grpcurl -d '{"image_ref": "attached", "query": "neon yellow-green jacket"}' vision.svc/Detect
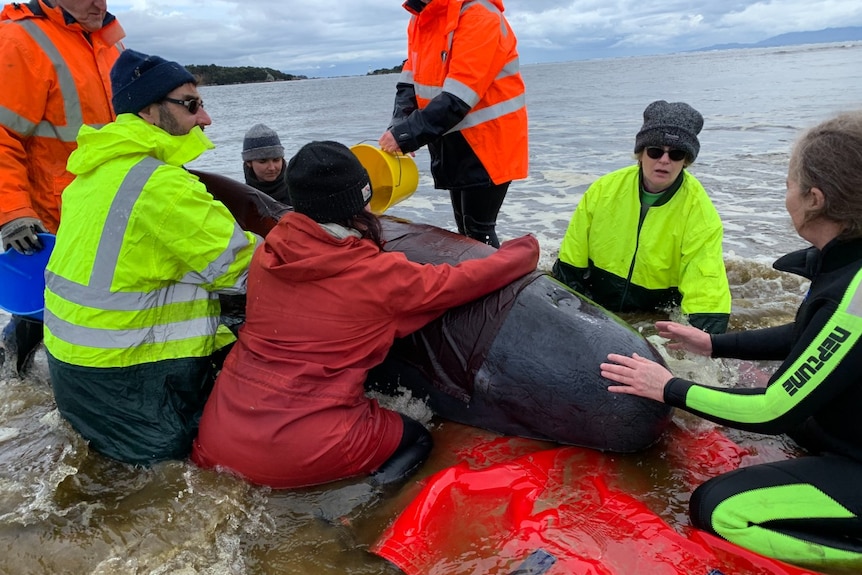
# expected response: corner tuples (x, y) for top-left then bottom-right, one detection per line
(554, 164), (730, 334)
(44, 114), (258, 368)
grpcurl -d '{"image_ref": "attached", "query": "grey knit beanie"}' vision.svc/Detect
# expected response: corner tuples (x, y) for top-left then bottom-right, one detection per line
(634, 100), (704, 161)
(242, 123), (284, 161)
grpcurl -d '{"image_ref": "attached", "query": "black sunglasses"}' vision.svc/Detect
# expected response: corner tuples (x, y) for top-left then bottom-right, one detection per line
(162, 97), (204, 115)
(645, 147), (686, 162)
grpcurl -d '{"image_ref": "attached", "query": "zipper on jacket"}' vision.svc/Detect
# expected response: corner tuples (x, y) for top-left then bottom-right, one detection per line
(618, 202), (650, 311)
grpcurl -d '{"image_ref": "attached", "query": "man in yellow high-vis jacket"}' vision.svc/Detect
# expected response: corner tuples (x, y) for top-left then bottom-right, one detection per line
(43, 50), (259, 465)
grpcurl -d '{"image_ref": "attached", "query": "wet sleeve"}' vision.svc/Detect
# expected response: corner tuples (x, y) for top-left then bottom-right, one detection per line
(665, 302), (862, 434)
(390, 80), (417, 125)
(551, 259), (589, 295)
(382, 235), (539, 336)
(711, 324), (795, 360)
(677, 196), (732, 319)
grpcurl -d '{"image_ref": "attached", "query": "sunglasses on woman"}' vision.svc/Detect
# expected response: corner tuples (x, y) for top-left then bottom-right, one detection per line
(645, 147), (686, 162)
(163, 97), (204, 115)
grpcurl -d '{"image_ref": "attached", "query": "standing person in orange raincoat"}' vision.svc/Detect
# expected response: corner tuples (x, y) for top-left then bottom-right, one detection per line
(0, 0), (124, 373)
(378, 0), (528, 248)
(192, 140), (540, 489)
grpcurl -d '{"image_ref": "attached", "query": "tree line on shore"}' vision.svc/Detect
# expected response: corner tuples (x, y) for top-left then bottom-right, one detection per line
(186, 62), (405, 85)
(186, 64), (307, 86)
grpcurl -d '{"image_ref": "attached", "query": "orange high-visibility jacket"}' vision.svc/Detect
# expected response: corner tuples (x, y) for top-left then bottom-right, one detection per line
(400, 0), (528, 186)
(0, 0), (124, 232)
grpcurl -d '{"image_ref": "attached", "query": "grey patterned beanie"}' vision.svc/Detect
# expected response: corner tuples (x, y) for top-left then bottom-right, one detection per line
(634, 100), (703, 161)
(242, 123), (284, 161)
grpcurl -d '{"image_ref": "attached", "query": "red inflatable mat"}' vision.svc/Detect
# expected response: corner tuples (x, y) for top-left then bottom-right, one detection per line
(371, 425), (821, 575)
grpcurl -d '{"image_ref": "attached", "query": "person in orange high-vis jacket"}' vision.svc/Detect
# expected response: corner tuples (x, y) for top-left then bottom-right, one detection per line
(0, 0), (124, 374)
(379, 0), (528, 248)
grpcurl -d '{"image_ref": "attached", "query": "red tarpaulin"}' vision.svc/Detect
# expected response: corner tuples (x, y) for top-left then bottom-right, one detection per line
(372, 427), (822, 575)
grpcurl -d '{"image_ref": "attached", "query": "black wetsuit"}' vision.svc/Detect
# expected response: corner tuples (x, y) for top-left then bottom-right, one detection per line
(665, 237), (862, 567)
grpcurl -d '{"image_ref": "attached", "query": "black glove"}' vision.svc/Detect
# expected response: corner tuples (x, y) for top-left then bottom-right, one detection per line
(1, 217), (48, 254)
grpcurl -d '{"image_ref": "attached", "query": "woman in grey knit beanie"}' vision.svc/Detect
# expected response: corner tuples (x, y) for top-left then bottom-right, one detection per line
(552, 100), (731, 335)
(242, 123), (290, 205)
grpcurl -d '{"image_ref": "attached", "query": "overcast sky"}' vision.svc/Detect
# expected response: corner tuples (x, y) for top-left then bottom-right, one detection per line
(110, 0), (862, 77)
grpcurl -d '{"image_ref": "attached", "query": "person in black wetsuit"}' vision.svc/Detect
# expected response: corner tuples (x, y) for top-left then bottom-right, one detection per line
(601, 110), (862, 571)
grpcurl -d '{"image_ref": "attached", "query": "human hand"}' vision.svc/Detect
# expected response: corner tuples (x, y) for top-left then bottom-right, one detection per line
(378, 131), (403, 155)
(1, 217), (48, 254)
(655, 321), (713, 356)
(601, 353), (672, 403)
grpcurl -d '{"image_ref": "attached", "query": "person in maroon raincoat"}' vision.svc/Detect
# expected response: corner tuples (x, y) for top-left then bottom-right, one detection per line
(191, 140), (539, 489)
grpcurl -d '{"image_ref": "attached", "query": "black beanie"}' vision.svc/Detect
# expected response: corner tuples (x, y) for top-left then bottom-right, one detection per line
(287, 141), (372, 223)
(634, 100), (704, 161)
(110, 49), (196, 115)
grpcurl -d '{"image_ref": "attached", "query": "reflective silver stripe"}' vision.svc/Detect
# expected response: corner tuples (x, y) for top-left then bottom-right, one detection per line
(414, 82), (442, 101)
(462, 0), (508, 37)
(44, 307), (219, 349)
(45, 156), (232, 347)
(47, 156), (241, 309)
(0, 105), (38, 136)
(16, 20), (83, 142)
(45, 157), (181, 310)
(91, 157), (161, 288)
(47, 272), (210, 311)
(496, 57), (520, 80)
(443, 78), (479, 107)
(180, 224), (250, 290)
(419, 56), (520, 107)
(446, 92), (526, 134)
(398, 69), (414, 84)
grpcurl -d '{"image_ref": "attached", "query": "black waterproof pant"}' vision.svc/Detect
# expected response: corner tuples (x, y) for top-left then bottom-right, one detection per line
(449, 182), (510, 248)
(1, 315), (43, 374)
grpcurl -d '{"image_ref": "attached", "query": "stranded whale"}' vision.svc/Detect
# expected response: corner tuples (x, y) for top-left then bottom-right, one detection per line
(194, 170), (672, 452)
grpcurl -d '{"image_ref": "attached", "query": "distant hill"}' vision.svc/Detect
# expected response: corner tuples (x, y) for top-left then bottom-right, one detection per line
(697, 26), (862, 52)
(185, 64), (307, 86)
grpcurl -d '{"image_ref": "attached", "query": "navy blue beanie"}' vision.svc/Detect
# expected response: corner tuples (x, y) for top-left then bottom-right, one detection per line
(110, 49), (196, 115)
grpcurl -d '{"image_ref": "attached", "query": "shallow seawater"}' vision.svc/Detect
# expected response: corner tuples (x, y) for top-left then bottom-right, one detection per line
(4, 41), (862, 574)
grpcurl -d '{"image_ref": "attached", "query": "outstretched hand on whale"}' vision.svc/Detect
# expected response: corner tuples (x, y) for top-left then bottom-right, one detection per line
(602, 321), (713, 402)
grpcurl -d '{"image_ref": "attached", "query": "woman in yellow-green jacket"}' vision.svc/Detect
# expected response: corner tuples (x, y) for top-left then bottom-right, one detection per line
(553, 100), (731, 334)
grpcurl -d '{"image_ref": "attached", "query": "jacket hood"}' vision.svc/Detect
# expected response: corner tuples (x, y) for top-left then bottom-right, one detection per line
(259, 212), (382, 283)
(67, 114), (214, 176)
(404, 0), (506, 12)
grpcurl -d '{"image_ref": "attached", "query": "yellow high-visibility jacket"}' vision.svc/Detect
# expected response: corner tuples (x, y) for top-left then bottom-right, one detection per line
(555, 165), (731, 333)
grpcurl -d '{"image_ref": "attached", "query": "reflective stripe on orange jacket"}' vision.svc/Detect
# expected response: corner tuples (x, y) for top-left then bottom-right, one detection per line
(0, 0), (124, 232)
(401, 0), (528, 185)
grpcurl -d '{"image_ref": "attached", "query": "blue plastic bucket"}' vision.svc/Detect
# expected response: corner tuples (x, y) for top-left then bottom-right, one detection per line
(0, 233), (55, 320)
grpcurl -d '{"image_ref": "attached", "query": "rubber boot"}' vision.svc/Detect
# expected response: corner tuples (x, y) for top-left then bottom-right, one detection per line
(370, 416), (433, 486)
(462, 214), (500, 248)
(1, 316), (44, 375)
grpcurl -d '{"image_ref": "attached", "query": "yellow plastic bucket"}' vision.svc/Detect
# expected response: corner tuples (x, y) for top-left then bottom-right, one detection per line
(350, 144), (419, 214)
